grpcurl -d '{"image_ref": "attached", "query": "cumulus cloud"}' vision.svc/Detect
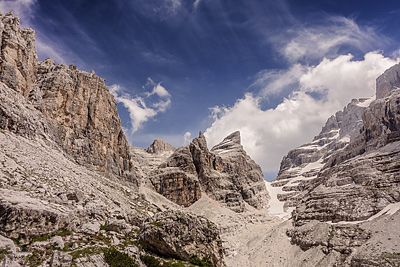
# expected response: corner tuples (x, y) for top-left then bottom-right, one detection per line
(204, 52), (398, 173)
(110, 79), (172, 134)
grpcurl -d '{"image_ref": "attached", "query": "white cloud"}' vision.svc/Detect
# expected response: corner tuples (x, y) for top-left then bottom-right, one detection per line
(251, 64), (305, 97)
(110, 79), (172, 134)
(204, 52), (398, 174)
(194, 0), (201, 9)
(277, 16), (388, 63)
(144, 78), (171, 98)
(183, 132), (192, 144)
(0, 0), (36, 25)
(35, 38), (67, 64)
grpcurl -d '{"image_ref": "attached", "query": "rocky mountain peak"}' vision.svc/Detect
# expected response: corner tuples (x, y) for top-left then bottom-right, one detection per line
(0, 12), (37, 99)
(376, 62), (400, 99)
(145, 139), (175, 154)
(0, 12), (134, 182)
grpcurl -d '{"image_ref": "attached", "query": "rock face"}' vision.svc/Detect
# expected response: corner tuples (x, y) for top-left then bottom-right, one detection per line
(35, 59), (133, 177)
(145, 139), (175, 154)
(147, 131), (269, 211)
(0, 12), (133, 180)
(293, 89), (400, 226)
(276, 64), (400, 266)
(376, 62), (400, 99)
(139, 210), (224, 267)
(0, 12), (228, 267)
(0, 11), (37, 99)
(272, 97), (374, 211)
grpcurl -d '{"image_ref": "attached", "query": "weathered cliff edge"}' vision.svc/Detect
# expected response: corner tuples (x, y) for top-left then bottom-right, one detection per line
(132, 131), (269, 212)
(272, 62), (400, 266)
(0, 11), (133, 181)
(0, 11), (225, 266)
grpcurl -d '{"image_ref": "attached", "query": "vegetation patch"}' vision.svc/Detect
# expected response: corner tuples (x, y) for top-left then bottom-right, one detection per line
(189, 255), (212, 267)
(0, 248), (11, 262)
(141, 254), (161, 267)
(69, 246), (105, 260)
(31, 233), (51, 243)
(104, 247), (137, 267)
(150, 221), (163, 228)
(100, 224), (109, 231)
(24, 251), (45, 267)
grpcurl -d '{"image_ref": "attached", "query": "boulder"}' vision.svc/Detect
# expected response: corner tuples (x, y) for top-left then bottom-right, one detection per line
(139, 210), (224, 267)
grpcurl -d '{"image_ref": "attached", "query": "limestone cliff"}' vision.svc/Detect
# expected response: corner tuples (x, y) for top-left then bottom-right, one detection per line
(145, 131), (269, 212)
(277, 64), (400, 266)
(271, 96), (374, 211)
(0, 12), (133, 180)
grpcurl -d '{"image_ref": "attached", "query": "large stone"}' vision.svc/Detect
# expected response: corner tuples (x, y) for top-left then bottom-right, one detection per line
(139, 210), (224, 267)
(50, 251), (73, 267)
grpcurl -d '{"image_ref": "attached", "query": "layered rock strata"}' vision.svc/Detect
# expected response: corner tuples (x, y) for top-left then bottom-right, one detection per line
(0, 11), (133, 180)
(271, 96), (374, 212)
(280, 63), (400, 266)
(147, 131), (269, 212)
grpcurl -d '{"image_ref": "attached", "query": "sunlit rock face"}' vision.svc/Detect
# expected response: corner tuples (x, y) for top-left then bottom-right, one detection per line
(376, 62), (400, 99)
(0, 11), (134, 181)
(146, 131), (269, 211)
(272, 96), (374, 212)
(277, 63), (400, 266)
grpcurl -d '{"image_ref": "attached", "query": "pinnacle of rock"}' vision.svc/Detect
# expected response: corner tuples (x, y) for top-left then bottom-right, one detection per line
(376, 62), (400, 99)
(145, 139), (175, 154)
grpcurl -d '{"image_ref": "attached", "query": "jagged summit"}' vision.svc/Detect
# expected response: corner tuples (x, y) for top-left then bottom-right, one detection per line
(145, 139), (175, 154)
(211, 130), (241, 154)
(376, 62), (400, 99)
(138, 131), (269, 211)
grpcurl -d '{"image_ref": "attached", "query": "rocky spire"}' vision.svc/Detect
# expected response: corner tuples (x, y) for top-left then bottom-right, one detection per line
(376, 62), (400, 99)
(145, 139), (175, 154)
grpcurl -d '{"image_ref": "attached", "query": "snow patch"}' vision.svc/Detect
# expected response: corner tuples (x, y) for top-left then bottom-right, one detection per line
(265, 181), (292, 220)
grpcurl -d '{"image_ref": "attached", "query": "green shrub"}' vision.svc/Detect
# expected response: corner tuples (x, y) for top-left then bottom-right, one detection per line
(104, 247), (137, 267)
(140, 254), (160, 267)
(189, 255), (205, 266)
(189, 255), (211, 267)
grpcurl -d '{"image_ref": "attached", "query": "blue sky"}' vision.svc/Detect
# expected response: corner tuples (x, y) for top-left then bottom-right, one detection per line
(1, 0), (400, 179)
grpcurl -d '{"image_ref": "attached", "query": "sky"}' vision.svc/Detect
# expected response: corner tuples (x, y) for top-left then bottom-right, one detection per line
(1, 0), (400, 180)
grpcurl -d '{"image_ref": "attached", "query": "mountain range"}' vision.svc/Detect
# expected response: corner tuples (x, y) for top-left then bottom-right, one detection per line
(0, 11), (399, 267)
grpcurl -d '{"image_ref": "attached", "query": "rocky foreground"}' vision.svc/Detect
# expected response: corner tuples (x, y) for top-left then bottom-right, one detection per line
(1, 10), (400, 267)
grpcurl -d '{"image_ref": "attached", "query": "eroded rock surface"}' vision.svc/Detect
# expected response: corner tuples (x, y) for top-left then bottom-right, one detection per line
(0, 12), (134, 181)
(139, 210), (225, 267)
(147, 131), (269, 211)
(271, 97), (374, 212)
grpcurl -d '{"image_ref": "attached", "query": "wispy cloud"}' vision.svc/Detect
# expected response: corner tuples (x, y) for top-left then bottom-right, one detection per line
(193, 0), (202, 10)
(183, 131), (192, 144)
(276, 16), (388, 64)
(110, 78), (172, 134)
(0, 0), (37, 25)
(128, 0), (183, 21)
